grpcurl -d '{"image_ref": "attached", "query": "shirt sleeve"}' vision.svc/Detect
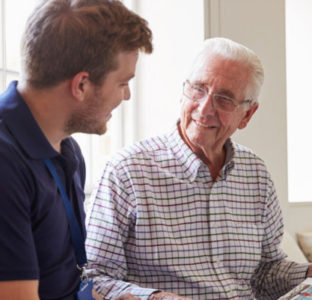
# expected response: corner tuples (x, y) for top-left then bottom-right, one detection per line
(85, 161), (157, 300)
(0, 148), (39, 280)
(251, 178), (310, 299)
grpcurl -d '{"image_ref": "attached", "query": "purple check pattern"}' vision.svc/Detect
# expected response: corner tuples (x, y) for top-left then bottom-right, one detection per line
(86, 125), (309, 300)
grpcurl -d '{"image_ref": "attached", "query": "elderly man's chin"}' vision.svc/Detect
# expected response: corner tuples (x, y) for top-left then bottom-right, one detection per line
(186, 128), (212, 150)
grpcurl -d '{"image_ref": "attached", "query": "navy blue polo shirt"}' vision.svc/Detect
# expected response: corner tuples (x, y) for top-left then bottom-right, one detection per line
(0, 82), (86, 300)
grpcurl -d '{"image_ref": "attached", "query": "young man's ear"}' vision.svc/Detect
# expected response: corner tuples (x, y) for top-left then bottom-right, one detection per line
(238, 102), (259, 130)
(70, 72), (91, 102)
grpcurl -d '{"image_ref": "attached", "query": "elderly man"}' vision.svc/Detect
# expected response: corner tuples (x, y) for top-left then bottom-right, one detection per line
(0, 1), (152, 300)
(86, 37), (311, 300)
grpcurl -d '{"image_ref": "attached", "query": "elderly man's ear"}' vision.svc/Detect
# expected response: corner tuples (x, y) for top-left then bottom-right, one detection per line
(238, 102), (259, 130)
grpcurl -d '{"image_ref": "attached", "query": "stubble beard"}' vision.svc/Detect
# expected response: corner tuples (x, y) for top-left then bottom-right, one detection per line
(65, 89), (107, 135)
(65, 108), (107, 136)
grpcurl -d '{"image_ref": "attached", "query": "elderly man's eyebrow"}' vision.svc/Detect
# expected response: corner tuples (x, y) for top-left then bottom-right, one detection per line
(191, 81), (236, 98)
(191, 80), (206, 86)
(216, 88), (235, 99)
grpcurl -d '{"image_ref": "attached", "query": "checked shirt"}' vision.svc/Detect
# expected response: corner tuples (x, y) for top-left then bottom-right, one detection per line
(86, 125), (309, 300)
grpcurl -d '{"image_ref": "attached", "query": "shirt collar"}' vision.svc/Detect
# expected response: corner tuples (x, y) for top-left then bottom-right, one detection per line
(220, 139), (235, 179)
(167, 122), (202, 182)
(0, 81), (59, 159)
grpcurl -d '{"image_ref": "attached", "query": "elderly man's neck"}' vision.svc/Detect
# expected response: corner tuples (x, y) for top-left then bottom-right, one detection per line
(178, 124), (226, 180)
(194, 145), (226, 180)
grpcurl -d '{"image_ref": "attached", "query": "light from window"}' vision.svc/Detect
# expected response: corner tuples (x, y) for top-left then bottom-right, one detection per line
(286, 0), (312, 202)
(0, 0), (38, 89)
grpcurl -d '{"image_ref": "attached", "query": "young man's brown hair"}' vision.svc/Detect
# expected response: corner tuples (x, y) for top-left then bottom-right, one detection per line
(21, 0), (153, 89)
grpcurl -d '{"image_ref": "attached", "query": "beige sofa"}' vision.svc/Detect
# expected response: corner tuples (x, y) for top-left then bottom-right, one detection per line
(281, 231), (308, 263)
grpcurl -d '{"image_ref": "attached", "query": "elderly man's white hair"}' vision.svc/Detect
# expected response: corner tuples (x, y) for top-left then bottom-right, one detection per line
(189, 37), (264, 102)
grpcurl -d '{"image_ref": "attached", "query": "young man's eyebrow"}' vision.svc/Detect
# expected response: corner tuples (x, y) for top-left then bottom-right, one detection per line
(121, 74), (135, 82)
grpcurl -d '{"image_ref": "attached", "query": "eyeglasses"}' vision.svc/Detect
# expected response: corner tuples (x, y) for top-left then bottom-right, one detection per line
(183, 80), (253, 112)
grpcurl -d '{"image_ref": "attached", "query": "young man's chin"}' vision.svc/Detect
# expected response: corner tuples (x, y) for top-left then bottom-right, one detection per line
(83, 122), (108, 136)
(95, 124), (108, 136)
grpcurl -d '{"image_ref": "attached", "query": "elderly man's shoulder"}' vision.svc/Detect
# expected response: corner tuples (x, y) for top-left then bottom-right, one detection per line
(109, 133), (170, 167)
(231, 140), (267, 169)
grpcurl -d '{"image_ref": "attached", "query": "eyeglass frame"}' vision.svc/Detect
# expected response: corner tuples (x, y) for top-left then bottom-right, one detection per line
(182, 80), (253, 112)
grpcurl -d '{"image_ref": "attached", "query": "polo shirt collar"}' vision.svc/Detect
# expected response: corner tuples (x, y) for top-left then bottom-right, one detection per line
(0, 81), (59, 159)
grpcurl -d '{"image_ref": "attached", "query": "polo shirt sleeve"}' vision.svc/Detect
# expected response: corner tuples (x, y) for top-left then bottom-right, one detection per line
(0, 147), (39, 280)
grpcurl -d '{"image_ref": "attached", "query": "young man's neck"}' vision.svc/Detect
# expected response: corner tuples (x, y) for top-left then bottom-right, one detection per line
(17, 81), (71, 153)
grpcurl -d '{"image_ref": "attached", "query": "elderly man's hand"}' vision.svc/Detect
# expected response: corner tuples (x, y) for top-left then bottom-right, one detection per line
(115, 292), (142, 300)
(148, 292), (192, 300)
(92, 289), (103, 300)
(307, 264), (312, 277)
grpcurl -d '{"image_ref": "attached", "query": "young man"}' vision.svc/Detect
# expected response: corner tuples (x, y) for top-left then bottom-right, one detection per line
(0, 1), (152, 299)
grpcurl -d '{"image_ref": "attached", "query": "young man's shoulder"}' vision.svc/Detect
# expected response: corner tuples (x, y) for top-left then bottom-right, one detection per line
(0, 121), (26, 165)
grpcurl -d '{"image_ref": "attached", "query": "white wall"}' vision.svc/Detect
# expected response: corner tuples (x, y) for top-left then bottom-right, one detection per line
(286, 0), (312, 204)
(133, 0), (204, 139)
(133, 0), (312, 239)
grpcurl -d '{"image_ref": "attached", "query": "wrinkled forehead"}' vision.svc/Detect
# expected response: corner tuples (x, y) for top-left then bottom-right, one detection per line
(188, 54), (252, 98)
(190, 54), (249, 81)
